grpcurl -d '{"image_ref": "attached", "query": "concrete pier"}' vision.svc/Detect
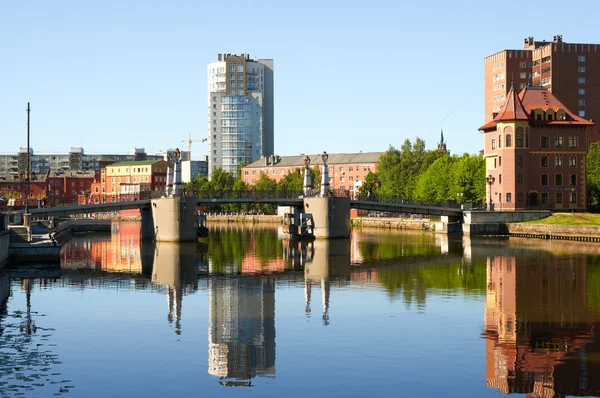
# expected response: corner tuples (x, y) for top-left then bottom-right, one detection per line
(142, 197), (197, 242)
(303, 197), (350, 239)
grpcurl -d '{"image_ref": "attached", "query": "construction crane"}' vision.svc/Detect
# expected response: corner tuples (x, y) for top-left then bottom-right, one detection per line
(151, 134), (208, 159)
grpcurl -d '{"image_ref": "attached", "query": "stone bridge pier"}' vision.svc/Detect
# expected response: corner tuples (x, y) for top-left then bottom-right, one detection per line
(303, 197), (351, 239)
(141, 197), (197, 242)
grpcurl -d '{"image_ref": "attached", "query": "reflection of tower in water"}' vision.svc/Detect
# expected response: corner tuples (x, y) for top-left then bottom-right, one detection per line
(483, 254), (600, 397)
(208, 276), (276, 386)
(304, 239), (351, 326)
(151, 242), (198, 335)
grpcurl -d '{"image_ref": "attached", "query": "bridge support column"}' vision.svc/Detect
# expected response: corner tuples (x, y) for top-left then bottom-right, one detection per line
(141, 206), (155, 241)
(303, 197), (350, 239)
(149, 197), (197, 242)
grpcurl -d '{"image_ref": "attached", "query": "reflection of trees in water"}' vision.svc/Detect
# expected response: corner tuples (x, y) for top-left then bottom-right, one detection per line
(200, 226), (283, 273)
(376, 260), (487, 307)
(0, 278), (72, 397)
(358, 235), (440, 262)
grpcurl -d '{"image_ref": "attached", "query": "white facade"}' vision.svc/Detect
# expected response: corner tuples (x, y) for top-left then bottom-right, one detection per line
(207, 55), (274, 177)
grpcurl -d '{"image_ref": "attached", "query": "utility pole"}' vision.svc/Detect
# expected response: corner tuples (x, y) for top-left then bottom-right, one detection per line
(25, 102), (31, 219)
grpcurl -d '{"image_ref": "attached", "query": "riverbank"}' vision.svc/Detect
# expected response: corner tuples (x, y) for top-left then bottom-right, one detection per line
(351, 217), (433, 231)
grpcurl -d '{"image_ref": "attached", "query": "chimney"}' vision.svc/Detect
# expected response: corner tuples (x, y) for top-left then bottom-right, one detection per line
(218, 53), (222, 61)
(264, 156), (270, 166)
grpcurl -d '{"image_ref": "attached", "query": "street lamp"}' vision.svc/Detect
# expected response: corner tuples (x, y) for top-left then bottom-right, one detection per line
(486, 174), (495, 211)
(25, 102), (31, 219)
(459, 176), (469, 206)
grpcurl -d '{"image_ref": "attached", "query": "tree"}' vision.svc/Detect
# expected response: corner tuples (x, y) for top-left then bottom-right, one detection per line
(414, 154), (455, 203)
(254, 173), (278, 214)
(587, 142), (600, 205)
(358, 171), (380, 200)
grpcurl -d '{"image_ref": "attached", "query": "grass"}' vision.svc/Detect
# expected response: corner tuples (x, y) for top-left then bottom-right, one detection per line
(522, 213), (600, 226)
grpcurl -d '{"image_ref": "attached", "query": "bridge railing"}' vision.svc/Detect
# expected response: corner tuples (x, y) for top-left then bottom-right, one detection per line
(352, 193), (462, 209)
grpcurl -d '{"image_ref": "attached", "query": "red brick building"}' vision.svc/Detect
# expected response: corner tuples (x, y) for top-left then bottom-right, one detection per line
(479, 85), (595, 211)
(242, 152), (382, 195)
(90, 160), (167, 204)
(0, 170), (95, 208)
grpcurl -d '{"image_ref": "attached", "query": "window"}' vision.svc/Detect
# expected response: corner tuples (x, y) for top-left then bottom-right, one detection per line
(499, 156), (502, 166)
(498, 135), (502, 148)
(579, 110), (586, 117)
(555, 156), (563, 167)
(520, 72), (527, 79)
(517, 174), (523, 184)
(555, 174), (563, 186)
(228, 65), (235, 72)
(340, 177), (345, 182)
(569, 136), (578, 148)
(213, 127), (216, 132)
(555, 193), (563, 204)
(578, 55), (586, 62)
(349, 167), (353, 172)
(517, 155), (523, 166)
(520, 61), (527, 68)
(569, 156), (577, 167)
(570, 192), (577, 204)
(506, 134), (512, 147)
(213, 104), (216, 109)
(541, 156), (548, 167)
(517, 193), (523, 202)
(516, 134), (523, 147)
(244, 171), (248, 176)
(570, 174), (577, 186)
(541, 136), (549, 148)
(349, 176), (353, 181)
(579, 88), (585, 95)
(494, 158), (497, 168)
(237, 65), (244, 72)
(491, 139), (496, 150)
(579, 99), (586, 106)
(506, 193), (511, 202)
(578, 66), (586, 73)
(578, 77), (585, 84)
(555, 136), (563, 148)
(542, 192), (549, 204)
(340, 167), (345, 172)
(499, 174), (502, 184)
(541, 174), (548, 185)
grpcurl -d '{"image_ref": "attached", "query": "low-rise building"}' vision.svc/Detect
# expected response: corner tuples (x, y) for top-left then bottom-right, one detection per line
(479, 85), (595, 211)
(90, 160), (168, 204)
(242, 152), (382, 195)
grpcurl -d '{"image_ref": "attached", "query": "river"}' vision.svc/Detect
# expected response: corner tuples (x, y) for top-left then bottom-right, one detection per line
(1, 221), (600, 397)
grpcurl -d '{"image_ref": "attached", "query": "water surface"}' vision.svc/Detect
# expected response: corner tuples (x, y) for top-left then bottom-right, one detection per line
(2, 222), (600, 397)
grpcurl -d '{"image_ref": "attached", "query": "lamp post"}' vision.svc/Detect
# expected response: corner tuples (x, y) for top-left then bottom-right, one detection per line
(25, 102), (31, 220)
(303, 155), (311, 197)
(459, 176), (469, 206)
(320, 151), (330, 197)
(486, 174), (495, 211)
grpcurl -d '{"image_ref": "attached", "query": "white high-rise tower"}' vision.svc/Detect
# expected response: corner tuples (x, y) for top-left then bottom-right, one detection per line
(207, 53), (274, 176)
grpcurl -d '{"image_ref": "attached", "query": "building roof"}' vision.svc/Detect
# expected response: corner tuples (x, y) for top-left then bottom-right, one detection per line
(244, 152), (383, 169)
(108, 160), (165, 167)
(480, 86), (595, 130)
(518, 86), (594, 126)
(494, 84), (529, 122)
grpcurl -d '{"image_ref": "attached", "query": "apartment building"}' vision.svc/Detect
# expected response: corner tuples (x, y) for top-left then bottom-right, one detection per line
(207, 53), (274, 176)
(484, 36), (600, 129)
(0, 147), (162, 175)
(479, 85), (595, 211)
(90, 160), (167, 204)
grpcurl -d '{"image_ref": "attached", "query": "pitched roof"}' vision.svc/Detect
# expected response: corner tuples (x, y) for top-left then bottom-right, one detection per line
(244, 152), (383, 169)
(108, 160), (165, 167)
(519, 86), (594, 126)
(480, 86), (595, 130)
(494, 84), (529, 122)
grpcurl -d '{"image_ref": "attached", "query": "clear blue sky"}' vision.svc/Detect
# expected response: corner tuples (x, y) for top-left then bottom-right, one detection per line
(1, 0), (597, 159)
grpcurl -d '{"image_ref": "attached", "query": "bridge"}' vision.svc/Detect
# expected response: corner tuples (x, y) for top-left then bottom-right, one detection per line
(9, 191), (463, 241)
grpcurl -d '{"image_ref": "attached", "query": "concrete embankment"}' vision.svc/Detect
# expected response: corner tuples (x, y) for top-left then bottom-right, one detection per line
(351, 217), (433, 231)
(508, 223), (600, 241)
(0, 230), (8, 268)
(54, 219), (112, 243)
(207, 215), (282, 224)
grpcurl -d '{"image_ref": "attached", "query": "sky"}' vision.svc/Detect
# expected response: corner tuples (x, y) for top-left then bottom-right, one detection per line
(1, 0), (598, 160)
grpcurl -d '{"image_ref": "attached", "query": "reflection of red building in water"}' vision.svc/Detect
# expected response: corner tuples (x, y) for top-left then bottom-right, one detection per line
(484, 255), (600, 397)
(89, 222), (142, 273)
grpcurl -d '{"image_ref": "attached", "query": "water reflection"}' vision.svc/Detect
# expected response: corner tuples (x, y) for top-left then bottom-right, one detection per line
(483, 253), (600, 397)
(151, 243), (199, 335)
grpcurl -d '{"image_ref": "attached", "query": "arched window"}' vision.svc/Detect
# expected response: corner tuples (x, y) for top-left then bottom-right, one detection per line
(516, 127), (524, 147)
(506, 134), (512, 147)
(498, 135), (502, 148)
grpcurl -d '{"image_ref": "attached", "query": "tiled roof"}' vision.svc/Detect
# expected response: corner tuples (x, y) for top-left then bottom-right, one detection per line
(244, 152), (383, 168)
(494, 84), (529, 122)
(519, 86), (594, 126)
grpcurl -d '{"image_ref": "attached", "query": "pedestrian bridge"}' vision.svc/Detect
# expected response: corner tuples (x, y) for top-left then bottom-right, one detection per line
(22, 196), (463, 218)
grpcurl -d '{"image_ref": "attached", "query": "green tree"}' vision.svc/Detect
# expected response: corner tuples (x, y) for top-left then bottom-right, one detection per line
(358, 171), (380, 199)
(449, 153), (486, 205)
(254, 173), (278, 214)
(587, 142), (600, 205)
(414, 154), (455, 203)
